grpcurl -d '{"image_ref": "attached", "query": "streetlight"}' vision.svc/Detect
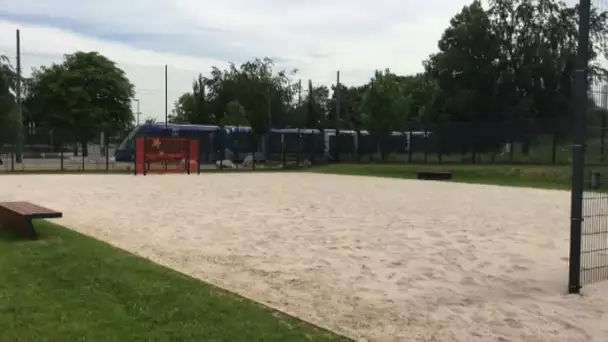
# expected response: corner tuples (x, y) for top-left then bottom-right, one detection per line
(133, 98), (141, 125)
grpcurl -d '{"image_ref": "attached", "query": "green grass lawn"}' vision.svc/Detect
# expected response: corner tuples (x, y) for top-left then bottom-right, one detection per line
(0, 221), (348, 342)
(307, 163), (576, 190)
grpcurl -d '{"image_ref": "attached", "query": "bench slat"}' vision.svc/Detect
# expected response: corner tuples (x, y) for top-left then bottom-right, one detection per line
(0, 201), (62, 219)
(417, 171), (453, 181)
(0, 201), (63, 239)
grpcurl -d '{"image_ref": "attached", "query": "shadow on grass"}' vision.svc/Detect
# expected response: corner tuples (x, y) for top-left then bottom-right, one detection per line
(0, 228), (26, 242)
(0, 225), (60, 245)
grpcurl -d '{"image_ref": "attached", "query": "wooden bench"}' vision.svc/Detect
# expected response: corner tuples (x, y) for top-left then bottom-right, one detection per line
(417, 171), (453, 181)
(0, 201), (62, 239)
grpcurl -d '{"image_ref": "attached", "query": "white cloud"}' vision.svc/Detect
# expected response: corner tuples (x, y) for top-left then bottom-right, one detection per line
(0, 21), (229, 123)
(0, 0), (473, 121)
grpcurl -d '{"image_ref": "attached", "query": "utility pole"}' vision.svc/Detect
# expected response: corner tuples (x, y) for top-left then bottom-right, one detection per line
(15, 29), (22, 163)
(134, 98), (141, 125)
(164, 65), (168, 128)
(298, 79), (302, 107)
(334, 70), (341, 162)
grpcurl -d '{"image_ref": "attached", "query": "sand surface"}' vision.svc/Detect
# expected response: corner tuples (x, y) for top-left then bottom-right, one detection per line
(1, 173), (608, 341)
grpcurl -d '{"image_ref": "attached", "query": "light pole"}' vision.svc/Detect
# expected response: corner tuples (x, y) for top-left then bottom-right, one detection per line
(133, 98), (141, 125)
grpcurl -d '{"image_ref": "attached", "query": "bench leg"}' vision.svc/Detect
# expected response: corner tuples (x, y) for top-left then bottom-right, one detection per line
(0, 216), (37, 239)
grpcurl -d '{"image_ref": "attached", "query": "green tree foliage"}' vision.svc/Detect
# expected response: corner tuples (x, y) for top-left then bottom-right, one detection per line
(171, 58), (301, 132)
(0, 55), (17, 153)
(304, 80), (329, 129)
(424, 1), (500, 123)
(25, 51), (135, 144)
(0, 55), (17, 130)
(191, 74), (212, 124)
(360, 69), (409, 135)
(399, 74), (438, 123)
(220, 100), (248, 126)
(169, 93), (196, 123)
(424, 0), (608, 125)
(162, 0), (608, 154)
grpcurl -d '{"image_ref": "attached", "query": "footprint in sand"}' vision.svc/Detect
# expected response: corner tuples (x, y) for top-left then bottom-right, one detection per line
(475, 260), (493, 270)
(510, 264), (530, 271)
(460, 275), (483, 286)
(537, 241), (555, 249)
(507, 256), (534, 271)
(465, 253), (478, 262)
(450, 306), (466, 314)
(425, 230), (444, 238)
(433, 239), (451, 247)
(455, 234), (471, 244)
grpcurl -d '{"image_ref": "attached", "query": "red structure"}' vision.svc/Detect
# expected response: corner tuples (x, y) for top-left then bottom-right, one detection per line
(135, 137), (199, 175)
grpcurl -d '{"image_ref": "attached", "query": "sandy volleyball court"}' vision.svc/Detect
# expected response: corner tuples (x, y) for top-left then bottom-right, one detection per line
(1, 173), (608, 341)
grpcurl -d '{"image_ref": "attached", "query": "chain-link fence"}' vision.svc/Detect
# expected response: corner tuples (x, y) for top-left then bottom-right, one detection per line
(0, 116), (603, 173)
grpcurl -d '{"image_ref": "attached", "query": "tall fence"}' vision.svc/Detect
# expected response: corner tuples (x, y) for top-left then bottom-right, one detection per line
(0, 125), (128, 172)
(0, 117), (606, 173)
(568, 0), (608, 293)
(577, 80), (608, 288)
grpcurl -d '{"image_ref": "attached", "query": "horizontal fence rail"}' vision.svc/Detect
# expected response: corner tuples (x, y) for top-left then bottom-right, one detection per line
(0, 118), (606, 173)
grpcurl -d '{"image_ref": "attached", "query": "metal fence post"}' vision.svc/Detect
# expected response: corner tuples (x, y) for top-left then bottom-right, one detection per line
(568, 0), (591, 295)
(186, 139), (191, 175)
(252, 134), (257, 171)
(81, 140), (85, 172)
(601, 114), (606, 163)
(282, 133), (287, 168)
(423, 129), (428, 164)
(551, 132), (557, 165)
(10, 141), (14, 172)
(296, 128), (301, 167)
(408, 130), (413, 163)
(105, 131), (110, 171)
(197, 137), (201, 175)
(60, 146), (64, 171)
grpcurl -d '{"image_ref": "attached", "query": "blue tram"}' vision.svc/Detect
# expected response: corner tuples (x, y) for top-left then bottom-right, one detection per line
(114, 123), (428, 163)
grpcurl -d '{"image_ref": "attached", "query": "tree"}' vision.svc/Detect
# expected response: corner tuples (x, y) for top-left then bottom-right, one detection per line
(424, 1), (500, 124)
(326, 83), (369, 130)
(170, 58), (299, 131)
(359, 70), (409, 159)
(425, 0), (608, 125)
(0, 55), (17, 142)
(360, 70), (409, 134)
(488, 0), (608, 127)
(169, 93), (197, 123)
(25, 51), (135, 155)
(191, 74), (212, 124)
(397, 74), (438, 124)
(420, 0), (608, 154)
(304, 80), (328, 129)
(144, 117), (157, 124)
(347, 84), (370, 130)
(220, 100), (248, 126)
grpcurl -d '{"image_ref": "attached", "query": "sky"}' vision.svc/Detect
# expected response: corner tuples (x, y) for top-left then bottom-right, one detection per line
(0, 0), (490, 121)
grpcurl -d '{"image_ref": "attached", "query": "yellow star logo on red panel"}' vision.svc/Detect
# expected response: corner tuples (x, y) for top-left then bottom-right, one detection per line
(151, 138), (161, 149)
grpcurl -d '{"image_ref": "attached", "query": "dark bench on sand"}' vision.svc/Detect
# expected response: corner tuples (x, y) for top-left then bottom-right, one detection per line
(417, 171), (453, 181)
(0, 201), (62, 239)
